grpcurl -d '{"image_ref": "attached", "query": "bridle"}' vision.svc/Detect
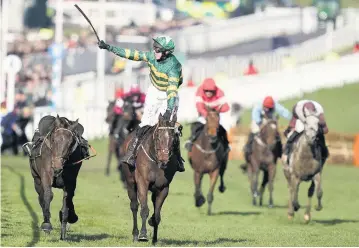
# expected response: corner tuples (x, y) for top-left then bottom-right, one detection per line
(153, 124), (176, 158)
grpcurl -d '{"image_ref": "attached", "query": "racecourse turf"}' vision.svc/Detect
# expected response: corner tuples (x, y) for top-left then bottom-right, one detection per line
(1, 84), (359, 247)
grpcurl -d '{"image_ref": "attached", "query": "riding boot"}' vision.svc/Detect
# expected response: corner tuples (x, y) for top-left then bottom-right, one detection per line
(174, 135), (185, 172)
(318, 133), (329, 166)
(185, 122), (204, 152)
(119, 126), (146, 167)
(284, 131), (299, 164)
(220, 126), (231, 153)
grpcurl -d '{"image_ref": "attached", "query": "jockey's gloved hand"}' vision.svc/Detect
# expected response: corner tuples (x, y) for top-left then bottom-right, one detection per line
(98, 40), (110, 50)
(163, 109), (172, 120)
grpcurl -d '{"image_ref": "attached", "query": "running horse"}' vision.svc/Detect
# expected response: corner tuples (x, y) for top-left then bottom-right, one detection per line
(244, 116), (282, 207)
(28, 115), (94, 240)
(188, 106), (229, 215)
(282, 113), (327, 223)
(120, 112), (181, 244)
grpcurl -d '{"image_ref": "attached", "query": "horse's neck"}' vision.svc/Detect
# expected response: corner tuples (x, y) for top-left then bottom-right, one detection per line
(198, 125), (218, 148)
(294, 134), (312, 158)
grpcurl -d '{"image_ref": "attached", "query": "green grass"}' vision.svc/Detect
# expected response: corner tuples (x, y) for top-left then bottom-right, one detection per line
(240, 83), (359, 134)
(2, 84), (359, 246)
(1, 139), (359, 247)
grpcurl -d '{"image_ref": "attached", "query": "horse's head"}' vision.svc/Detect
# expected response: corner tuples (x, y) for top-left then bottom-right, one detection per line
(105, 100), (116, 123)
(50, 115), (80, 174)
(122, 100), (134, 121)
(155, 112), (177, 166)
(260, 117), (279, 148)
(304, 114), (319, 144)
(205, 106), (220, 142)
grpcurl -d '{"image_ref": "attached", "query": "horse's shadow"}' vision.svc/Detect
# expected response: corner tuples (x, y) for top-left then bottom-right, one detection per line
(314, 219), (359, 226)
(160, 237), (248, 246)
(213, 211), (261, 216)
(64, 233), (120, 242)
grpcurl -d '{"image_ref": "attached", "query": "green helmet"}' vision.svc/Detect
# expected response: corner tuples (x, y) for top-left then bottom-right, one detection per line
(153, 36), (175, 53)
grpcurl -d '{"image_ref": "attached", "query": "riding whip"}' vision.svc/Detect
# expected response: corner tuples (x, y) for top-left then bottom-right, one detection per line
(74, 4), (101, 42)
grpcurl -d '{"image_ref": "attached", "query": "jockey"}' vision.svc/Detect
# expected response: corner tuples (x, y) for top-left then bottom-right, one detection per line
(283, 100), (329, 165)
(184, 78), (230, 152)
(122, 84), (146, 113)
(98, 36), (185, 172)
(241, 96), (292, 172)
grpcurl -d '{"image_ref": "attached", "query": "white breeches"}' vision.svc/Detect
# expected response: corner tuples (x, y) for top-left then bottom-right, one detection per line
(197, 113), (229, 130)
(250, 120), (260, 134)
(139, 83), (179, 127)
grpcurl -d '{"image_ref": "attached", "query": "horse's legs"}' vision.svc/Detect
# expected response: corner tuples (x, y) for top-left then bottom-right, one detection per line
(60, 190), (68, 240)
(314, 172), (323, 211)
(218, 156), (228, 193)
(268, 164), (276, 208)
(290, 176), (301, 212)
(34, 178), (45, 223)
(151, 187), (169, 244)
(127, 178), (139, 242)
(41, 179), (53, 233)
(304, 180), (315, 223)
(137, 178), (149, 242)
(194, 171), (205, 207)
(248, 162), (259, 206)
(207, 169), (220, 215)
(259, 170), (268, 207)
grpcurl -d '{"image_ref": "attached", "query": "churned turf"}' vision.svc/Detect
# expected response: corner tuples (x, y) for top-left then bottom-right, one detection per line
(1, 83), (359, 246)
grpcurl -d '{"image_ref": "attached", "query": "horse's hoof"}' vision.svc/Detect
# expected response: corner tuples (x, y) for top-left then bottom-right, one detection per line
(152, 238), (158, 245)
(315, 205), (323, 211)
(252, 199), (257, 206)
(195, 195), (206, 208)
(148, 217), (154, 227)
(66, 223), (71, 231)
(268, 204), (274, 209)
(287, 214), (294, 220)
(304, 213), (311, 223)
(41, 222), (53, 233)
(293, 202), (301, 212)
(68, 210), (78, 224)
(133, 236), (139, 242)
(218, 185), (226, 193)
(138, 234), (148, 242)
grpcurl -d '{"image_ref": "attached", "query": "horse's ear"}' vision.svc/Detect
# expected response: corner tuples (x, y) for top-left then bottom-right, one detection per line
(158, 112), (163, 121)
(171, 113), (177, 123)
(70, 118), (79, 131)
(55, 115), (61, 126)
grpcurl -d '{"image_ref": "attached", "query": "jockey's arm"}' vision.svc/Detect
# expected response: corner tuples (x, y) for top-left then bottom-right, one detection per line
(252, 105), (262, 125)
(166, 64), (182, 112)
(274, 102), (292, 120)
(217, 100), (230, 113)
(107, 45), (151, 62)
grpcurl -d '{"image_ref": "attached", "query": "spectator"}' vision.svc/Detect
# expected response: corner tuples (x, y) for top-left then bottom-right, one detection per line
(1, 107), (21, 155)
(353, 42), (359, 53)
(243, 60), (259, 76)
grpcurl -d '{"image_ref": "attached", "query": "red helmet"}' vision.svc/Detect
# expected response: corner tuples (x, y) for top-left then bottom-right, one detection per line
(130, 84), (140, 94)
(115, 88), (124, 99)
(202, 78), (217, 91)
(263, 96), (275, 109)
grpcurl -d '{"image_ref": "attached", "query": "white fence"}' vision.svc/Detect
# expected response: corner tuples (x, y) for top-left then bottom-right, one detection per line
(168, 7), (319, 54)
(27, 53), (359, 140)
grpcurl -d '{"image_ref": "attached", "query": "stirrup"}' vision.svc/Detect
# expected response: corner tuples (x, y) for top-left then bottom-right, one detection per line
(22, 142), (32, 157)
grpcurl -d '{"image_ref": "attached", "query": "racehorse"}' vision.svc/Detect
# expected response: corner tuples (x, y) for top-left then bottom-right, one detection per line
(188, 106), (229, 215)
(28, 115), (87, 240)
(120, 112), (180, 244)
(282, 114), (325, 223)
(245, 117), (282, 207)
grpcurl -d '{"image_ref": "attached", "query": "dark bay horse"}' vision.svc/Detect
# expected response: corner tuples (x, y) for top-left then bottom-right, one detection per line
(105, 100), (116, 176)
(120, 113), (180, 244)
(188, 107), (229, 215)
(28, 115), (85, 240)
(282, 114), (325, 223)
(245, 117), (282, 207)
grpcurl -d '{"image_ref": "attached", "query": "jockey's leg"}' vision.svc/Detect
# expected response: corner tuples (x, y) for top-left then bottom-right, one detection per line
(185, 121), (204, 152)
(218, 124), (230, 152)
(174, 127), (185, 172)
(317, 132), (329, 165)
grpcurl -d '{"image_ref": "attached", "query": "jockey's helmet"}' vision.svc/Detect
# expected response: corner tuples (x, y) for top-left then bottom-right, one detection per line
(153, 36), (175, 54)
(202, 78), (217, 92)
(263, 96), (275, 109)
